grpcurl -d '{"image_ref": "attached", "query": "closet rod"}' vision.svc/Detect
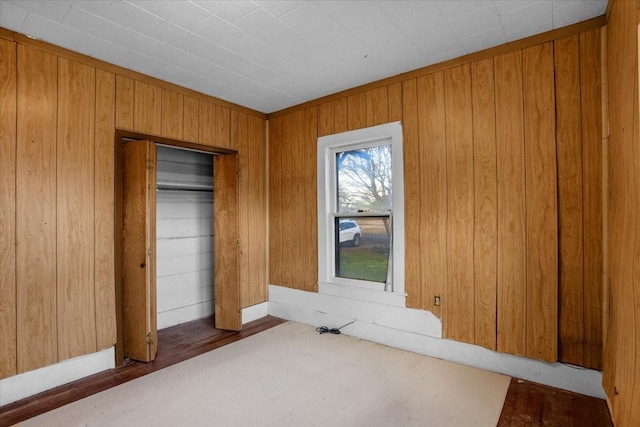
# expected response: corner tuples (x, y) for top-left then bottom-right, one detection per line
(156, 181), (213, 191)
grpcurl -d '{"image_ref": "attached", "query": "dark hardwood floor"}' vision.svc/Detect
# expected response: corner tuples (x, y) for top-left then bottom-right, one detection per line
(497, 377), (612, 426)
(1, 315), (612, 427)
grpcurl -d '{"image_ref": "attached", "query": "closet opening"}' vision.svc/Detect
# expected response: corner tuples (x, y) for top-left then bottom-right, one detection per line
(156, 145), (215, 330)
(115, 133), (240, 365)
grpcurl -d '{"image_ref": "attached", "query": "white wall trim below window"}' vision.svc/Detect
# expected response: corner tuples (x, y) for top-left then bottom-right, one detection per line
(267, 284), (605, 400)
(0, 347), (115, 406)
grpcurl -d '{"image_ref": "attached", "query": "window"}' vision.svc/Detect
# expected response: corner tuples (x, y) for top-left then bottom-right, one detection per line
(317, 122), (404, 297)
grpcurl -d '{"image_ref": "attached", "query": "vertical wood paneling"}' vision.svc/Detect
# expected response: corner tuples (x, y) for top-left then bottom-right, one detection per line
(0, 38), (17, 378)
(602, 2), (640, 423)
(280, 114), (294, 287)
(216, 105), (232, 149)
(444, 64), (475, 343)
(56, 58), (97, 361)
(115, 75), (134, 129)
(334, 97), (348, 133)
(16, 45), (58, 373)
(366, 86), (388, 127)
(199, 101), (216, 146)
(161, 89), (183, 140)
(249, 115), (268, 303)
(134, 80), (162, 135)
(235, 111), (250, 307)
(347, 92), (366, 130)
(318, 101), (335, 137)
(290, 111), (305, 289)
(417, 72), (447, 319)
(495, 51), (527, 357)
(268, 116), (283, 286)
(523, 42), (558, 362)
(402, 79), (421, 309)
(183, 96), (199, 142)
(94, 69), (117, 350)
(580, 28), (603, 370)
(471, 58), (498, 351)
(388, 82), (403, 122)
(303, 107), (318, 292)
(555, 35), (585, 366)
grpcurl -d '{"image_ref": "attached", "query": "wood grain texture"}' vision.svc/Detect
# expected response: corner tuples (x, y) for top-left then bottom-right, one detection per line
(134, 80), (162, 135)
(235, 111), (250, 307)
(444, 64), (475, 343)
(16, 45), (58, 373)
(402, 79), (421, 309)
(523, 42), (558, 362)
(471, 58), (498, 351)
(183, 95), (199, 142)
(268, 116), (283, 286)
(56, 58), (97, 361)
(249, 115), (268, 303)
(387, 82), (403, 122)
(161, 89), (183, 140)
(580, 28), (603, 370)
(94, 68), (117, 351)
(334, 97), (348, 133)
(347, 92), (366, 130)
(602, 1), (639, 424)
(115, 75), (134, 130)
(554, 35), (585, 366)
(122, 140), (156, 362)
(279, 114), (294, 288)
(365, 86), (388, 127)
(497, 378), (612, 427)
(318, 101), (335, 137)
(417, 72), (447, 319)
(0, 38), (17, 379)
(216, 105), (232, 149)
(290, 111), (305, 289)
(303, 107), (318, 292)
(495, 50), (527, 357)
(213, 154), (241, 330)
(199, 100), (216, 147)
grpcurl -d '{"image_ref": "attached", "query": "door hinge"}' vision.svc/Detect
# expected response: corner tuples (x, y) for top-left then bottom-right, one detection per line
(146, 159), (154, 170)
(146, 332), (153, 344)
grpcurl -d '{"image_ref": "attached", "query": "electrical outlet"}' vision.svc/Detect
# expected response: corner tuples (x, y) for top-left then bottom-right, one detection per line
(434, 295), (441, 306)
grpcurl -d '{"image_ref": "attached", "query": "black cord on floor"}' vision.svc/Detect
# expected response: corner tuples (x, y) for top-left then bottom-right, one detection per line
(316, 320), (355, 335)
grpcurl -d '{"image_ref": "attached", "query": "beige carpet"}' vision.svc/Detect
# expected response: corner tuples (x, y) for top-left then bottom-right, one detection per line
(24, 322), (510, 426)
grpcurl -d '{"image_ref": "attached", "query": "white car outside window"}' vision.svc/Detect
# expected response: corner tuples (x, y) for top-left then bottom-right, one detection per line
(338, 220), (361, 246)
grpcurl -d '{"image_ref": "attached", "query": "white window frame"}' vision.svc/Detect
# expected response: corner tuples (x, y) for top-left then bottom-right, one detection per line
(317, 121), (405, 302)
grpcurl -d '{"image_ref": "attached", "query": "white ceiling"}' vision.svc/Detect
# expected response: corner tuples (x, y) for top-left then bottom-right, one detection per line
(0, 0), (607, 114)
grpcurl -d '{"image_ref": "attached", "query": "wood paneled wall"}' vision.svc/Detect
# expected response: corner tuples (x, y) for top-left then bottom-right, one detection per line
(0, 32), (267, 379)
(602, 0), (640, 425)
(268, 26), (603, 366)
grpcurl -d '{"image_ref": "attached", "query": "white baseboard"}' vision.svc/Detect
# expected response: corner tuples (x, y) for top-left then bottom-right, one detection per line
(0, 347), (115, 406)
(267, 284), (605, 399)
(242, 301), (269, 324)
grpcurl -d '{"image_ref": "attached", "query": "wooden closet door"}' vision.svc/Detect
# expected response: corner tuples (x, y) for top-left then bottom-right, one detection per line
(214, 154), (242, 330)
(122, 140), (157, 361)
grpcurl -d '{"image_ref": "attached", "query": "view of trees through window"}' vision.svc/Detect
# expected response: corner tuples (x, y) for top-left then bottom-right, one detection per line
(334, 144), (392, 284)
(336, 144), (392, 213)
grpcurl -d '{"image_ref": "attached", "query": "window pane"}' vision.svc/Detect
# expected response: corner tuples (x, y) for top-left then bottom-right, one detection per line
(335, 217), (390, 283)
(336, 144), (392, 213)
